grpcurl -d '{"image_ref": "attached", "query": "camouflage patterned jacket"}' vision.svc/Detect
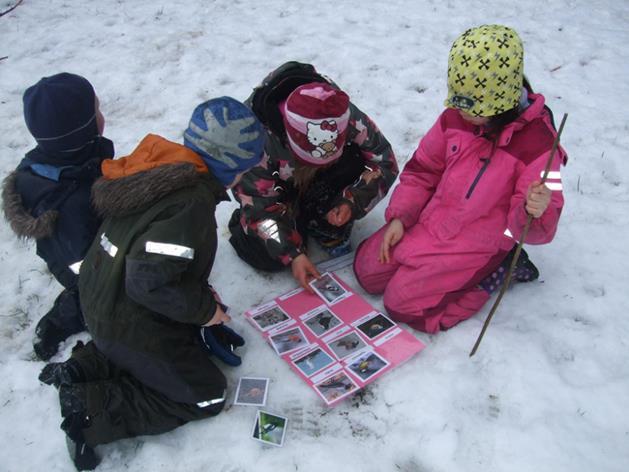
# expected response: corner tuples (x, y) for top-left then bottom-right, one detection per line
(232, 101), (398, 265)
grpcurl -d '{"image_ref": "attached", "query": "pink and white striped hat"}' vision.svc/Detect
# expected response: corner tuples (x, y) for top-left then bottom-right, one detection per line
(280, 82), (350, 167)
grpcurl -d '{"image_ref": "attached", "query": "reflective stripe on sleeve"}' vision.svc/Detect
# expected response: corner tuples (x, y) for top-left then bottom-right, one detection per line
(542, 171), (561, 180)
(544, 182), (563, 191)
(259, 219), (281, 244)
(100, 233), (118, 257)
(197, 390), (226, 408)
(145, 241), (195, 260)
(68, 260), (83, 274)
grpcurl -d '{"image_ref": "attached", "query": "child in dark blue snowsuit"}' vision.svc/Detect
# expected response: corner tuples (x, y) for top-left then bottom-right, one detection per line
(2, 73), (114, 360)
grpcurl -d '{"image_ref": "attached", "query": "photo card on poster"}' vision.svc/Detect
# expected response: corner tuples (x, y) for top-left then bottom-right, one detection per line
(302, 306), (343, 337)
(268, 326), (308, 356)
(250, 304), (290, 332)
(314, 370), (359, 405)
(327, 331), (368, 360)
(234, 377), (269, 406)
(354, 311), (396, 340)
(346, 350), (389, 382)
(251, 410), (288, 447)
(292, 346), (336, 377)
(309, 272), (351, 305)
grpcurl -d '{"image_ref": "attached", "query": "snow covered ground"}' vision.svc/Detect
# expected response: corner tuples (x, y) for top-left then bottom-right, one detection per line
(1, 0), (628, 470)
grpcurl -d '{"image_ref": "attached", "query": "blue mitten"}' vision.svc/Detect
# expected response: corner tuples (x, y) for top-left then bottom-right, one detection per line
(199, 324), (245, 366)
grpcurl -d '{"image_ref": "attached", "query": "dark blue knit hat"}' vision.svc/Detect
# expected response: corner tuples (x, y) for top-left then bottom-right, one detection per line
(23, 73), (98, 154)
(184, 97), (265, 186)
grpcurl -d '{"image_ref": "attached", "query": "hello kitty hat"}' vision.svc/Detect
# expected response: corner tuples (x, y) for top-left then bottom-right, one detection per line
(281, 82), (350, 166)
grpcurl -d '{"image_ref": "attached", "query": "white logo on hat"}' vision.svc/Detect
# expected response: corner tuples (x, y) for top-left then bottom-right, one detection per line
(307, 120), (338, 159)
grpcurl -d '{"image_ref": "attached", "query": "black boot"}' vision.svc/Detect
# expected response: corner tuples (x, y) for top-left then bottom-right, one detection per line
(39, 358), (85, 388)
(34, 288), (85, 360)
(61, 413), (100, 471)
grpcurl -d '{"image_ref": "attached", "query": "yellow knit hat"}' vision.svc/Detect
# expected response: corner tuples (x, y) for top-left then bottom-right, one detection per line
(445, 25), (524, 117)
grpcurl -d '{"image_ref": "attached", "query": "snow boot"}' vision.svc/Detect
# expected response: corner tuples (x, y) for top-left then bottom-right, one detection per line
(34, 287), (85, 360)
(39, 358), (85, 388)
(61, 413), (100, 471)
(480, 247), (540, 294)
(321, 237), (352, 258)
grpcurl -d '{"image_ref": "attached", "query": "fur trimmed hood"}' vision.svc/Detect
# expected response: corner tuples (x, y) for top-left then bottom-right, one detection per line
(92, 134), (226, 218)
(2, 171), (57, 239)
(91, 162), (212, 218)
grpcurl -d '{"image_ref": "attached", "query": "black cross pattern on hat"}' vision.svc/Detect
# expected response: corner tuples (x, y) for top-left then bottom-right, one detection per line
(474, 77), (487, 89)
(473, 94), (484, 103)
(478, 58), (490, 70)
(495, 91), (506, 100)
(498, 57), (511, 68)
(494, 105), (505, 114)
(460, 54), (471, 67)
(464, 39), (478, 48)
(455, 73), (466, 86)
(497, 75), (507, 86)
(497, 37), (509, 49)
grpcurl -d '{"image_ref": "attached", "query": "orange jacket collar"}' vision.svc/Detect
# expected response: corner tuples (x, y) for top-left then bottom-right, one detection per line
(102, 134), (208, 179)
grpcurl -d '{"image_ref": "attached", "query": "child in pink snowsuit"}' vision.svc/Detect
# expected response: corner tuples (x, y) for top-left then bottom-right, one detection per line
(354, 25), (567, 333)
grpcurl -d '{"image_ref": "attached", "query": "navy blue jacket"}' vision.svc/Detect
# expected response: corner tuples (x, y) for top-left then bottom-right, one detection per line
(2, 138), (114, 288)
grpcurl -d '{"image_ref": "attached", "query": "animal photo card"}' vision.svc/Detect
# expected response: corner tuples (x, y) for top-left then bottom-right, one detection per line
(309, 272), (351, 305)
(245, 273), (425, 406)
(234, 377), (269, 407)
(251, 410), (288, 447)
(301, 305), (343, 337)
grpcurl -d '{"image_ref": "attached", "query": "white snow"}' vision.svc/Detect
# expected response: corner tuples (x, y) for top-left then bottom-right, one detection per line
(1, 1), (628, 471)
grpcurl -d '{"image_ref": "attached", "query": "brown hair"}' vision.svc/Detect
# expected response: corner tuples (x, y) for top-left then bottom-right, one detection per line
(293, 162), (321, 197)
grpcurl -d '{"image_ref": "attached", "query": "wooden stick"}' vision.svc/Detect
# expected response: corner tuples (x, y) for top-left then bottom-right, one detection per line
(469, 113), (568, 357)
(0, 0), (24, 18)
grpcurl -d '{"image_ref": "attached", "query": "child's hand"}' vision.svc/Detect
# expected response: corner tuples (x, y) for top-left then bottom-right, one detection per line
(379, 219), (404, 264)
(291, 254), (321, 293)
(203, 304), (231, 327)
(526, 181), (552, 218)
(326, 203), (352, 227)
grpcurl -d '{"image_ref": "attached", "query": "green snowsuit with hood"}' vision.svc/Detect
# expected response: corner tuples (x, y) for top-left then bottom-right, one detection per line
(75, 134), (227, 446)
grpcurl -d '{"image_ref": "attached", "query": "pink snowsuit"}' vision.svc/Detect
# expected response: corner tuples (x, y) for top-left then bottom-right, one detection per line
(354, 93), (567, 333)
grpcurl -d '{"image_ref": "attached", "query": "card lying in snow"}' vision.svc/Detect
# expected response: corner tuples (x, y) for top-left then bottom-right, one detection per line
(245, 272), (425, 406)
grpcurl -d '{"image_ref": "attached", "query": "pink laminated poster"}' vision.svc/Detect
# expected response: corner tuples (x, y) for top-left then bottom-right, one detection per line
(244, 272), (425, 406)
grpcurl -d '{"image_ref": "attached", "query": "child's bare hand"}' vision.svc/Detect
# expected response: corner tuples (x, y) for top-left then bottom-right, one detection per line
(291, 254), (321, 292)
(326, 203), (352, 227)
(526, 181), (552, 218)
(379, 219), (404, 264)
(203, 304), (231, 326)
(360, 168), (382, 184)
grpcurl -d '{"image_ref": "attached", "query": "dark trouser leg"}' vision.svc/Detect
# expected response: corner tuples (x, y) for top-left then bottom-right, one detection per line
(306, 218), (354, 256)
(59, 342), (225, 446)
(298, 145), (364, 255)
(34, 286), (86, 360)
(39, 340), (120, 388)
(78, 375), (224, 446)
(228, 209), (285, 272)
